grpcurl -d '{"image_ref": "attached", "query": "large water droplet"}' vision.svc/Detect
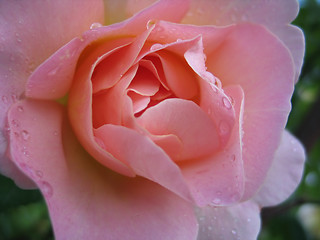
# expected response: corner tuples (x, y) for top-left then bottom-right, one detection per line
(36, 170), (43, 178)
(150, 43), (163, 51)
(15, 33), (22, 43)
(48, 67), (59, 76)
(219, 121), (230, 135)
(11, 119), (20, 127)
(21, 130), (30, 141)
(1, 96), (8, 103)
(212, 198), (221, 205)
(17, 106), (24, 112)
(90, 22), (103, 29)
(40, 181), (53, 198)
(222, 97), (232, 109)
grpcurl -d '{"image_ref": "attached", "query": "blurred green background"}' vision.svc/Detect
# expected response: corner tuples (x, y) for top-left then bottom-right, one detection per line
(1, 0), (320, 239)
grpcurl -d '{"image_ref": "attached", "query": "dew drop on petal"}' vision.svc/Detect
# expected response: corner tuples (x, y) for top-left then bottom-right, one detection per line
(90, 22), (103, 29)
(219, 121), (230, 135)
(36, 170), (43, 178)
(231, 229), (237, 235)
(1, 96), (8, 103)
(222, 97), (232, 109)
(40, 181), (53, 198)
(48, 67), (59, 76)
(21, 130), (30, 141)
(150, 43), (163, 51)
(212, 198), (221, 205)
(17, 106), (24, 112)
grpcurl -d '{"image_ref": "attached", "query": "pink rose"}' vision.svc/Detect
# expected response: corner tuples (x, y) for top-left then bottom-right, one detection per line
(0, 0), (305, 239)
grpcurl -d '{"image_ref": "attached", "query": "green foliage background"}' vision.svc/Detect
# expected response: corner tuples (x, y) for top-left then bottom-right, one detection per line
(0, 0), (319, 239)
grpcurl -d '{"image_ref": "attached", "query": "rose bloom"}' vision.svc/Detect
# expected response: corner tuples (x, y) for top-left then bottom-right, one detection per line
(0, 0), (305, 239)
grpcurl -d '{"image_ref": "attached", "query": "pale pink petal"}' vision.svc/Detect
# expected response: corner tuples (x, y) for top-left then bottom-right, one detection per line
(128, 63), (160, 96)
(181, 85), (245, 206)
(182, 0), (304, 79)
(94, 124), (194, 202)
(92, 65), (139, 128)
(205, 24), (295, 200)
(123, 0), (190, 33)
(196, 200), (261, 240)
(7, 100), (198, 240)
(254, 130), (305, 207)
(0, 0), (103, 185)
(69, 62), (135, 176)
(156, 51), (199, 99)
(127, 91), (150, 114)
(138, 99), (220, 161)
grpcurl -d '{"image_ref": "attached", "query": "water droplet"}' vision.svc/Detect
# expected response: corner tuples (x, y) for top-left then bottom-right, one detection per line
(40, 181), (53, 198)
(15, 33), (22, 43)
(53, 131), (58, 136)
(247, 218), (251, 222)
(231, 154), (236, 161)
(176, 38), (183, 43)
(36, 170), (43, 178)
(212, 198), (221, 205)
(21, 130), (30, 141)
(210, 83), (218, 93)
(147, 20), (156, 29)
(90, 22), (103, 29)
(11, 119), (20, 127)
(219, 121), (230, 135)
(48, 67), (59, 76)
(231, 229), (237, 235)
(222, 97), (232, 109)
(1, 96), (8, 103)
(17, 106), (24, 112)
(11, 94), (18, 102)
(150, 43), (163, 51)
(22, 147), (30, 157)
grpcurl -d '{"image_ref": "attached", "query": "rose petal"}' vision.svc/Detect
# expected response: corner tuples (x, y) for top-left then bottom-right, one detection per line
(196, 200), (261, 240)
(69, 59), (136, 176)
(7, 100), (198, 240)
(127, 91), (151, 114)
(254, 130), (305, 207)
(0, 0), (104, 185)
(94, 124), (194, 202)
(128, 63), (160, 96)
(138, 98), (220, 161)
(205, 23), (295, 200)
(123, 0), (190, 33)
(181, 0), (304, 80)
(180, 85), (245, 206)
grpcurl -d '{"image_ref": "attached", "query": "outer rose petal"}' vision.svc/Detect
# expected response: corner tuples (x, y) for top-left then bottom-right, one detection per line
(0, 0), (104, 187)
(205, 24), (295, 200)
(180, 85), (245, 206)
(7, 100), (198, 240)
(254, 130), (305, 207)
(181, 0), (304, 80)
(196, 201), (261, 240)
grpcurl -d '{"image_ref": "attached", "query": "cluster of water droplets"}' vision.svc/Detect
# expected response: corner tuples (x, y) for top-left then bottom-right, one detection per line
(8, 105), (54, 198)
